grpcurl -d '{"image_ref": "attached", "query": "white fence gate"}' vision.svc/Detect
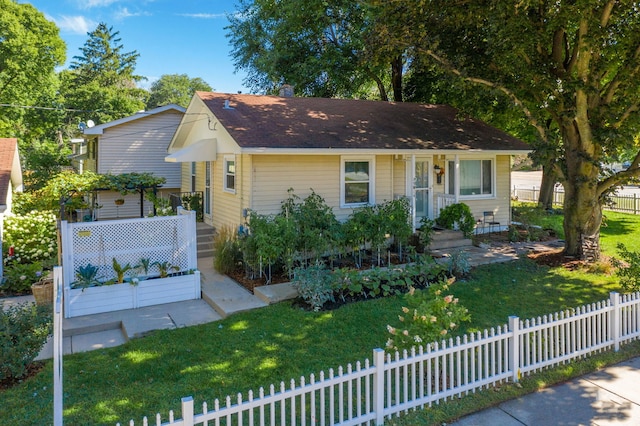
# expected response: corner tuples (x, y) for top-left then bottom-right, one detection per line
(119, 291), (640, 426)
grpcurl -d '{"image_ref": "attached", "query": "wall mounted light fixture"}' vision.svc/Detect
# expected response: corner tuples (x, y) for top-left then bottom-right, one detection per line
(434, 164), (445, 184)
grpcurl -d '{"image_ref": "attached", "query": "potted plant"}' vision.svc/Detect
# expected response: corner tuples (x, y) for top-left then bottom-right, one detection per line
(114, 198), (125, 206)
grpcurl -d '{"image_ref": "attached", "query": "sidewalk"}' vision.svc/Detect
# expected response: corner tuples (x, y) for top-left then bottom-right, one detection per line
(450, 356), (640, 425)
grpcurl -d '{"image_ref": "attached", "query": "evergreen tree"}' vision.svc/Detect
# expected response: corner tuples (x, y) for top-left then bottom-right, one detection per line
(61, 22), (147, 130)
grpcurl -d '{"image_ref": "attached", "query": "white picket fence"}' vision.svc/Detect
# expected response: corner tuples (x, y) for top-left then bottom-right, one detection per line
(512, 186), (640, 215)
(119, 291), (640, 426)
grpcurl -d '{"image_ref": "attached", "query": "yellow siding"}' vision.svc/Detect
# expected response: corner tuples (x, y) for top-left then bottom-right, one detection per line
(191, 153), (514, 231)
(392, 157), (407, 199)
(249, 154), (338, 216)
(375, 156), (393, 203)
(247, 154), (397, 222)
(180, 163), (191, 192)
(211, 154), (244, 230)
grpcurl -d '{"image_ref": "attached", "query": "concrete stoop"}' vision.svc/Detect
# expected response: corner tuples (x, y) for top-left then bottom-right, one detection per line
(428, 229), (473, 251)
(200, 274), (268, 318)
(254, 282), (298, 305)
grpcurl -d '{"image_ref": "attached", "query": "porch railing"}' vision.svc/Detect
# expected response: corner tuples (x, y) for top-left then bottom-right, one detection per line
(435, 193), (456, 216)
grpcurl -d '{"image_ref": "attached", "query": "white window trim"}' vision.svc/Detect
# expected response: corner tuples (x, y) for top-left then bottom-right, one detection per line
(223, 155), (236, 194)
(456, 156), (496, 200)
(340, 156), (375, 208)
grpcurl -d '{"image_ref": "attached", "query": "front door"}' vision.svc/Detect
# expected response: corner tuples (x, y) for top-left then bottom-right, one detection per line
(412, 158), (431, 228)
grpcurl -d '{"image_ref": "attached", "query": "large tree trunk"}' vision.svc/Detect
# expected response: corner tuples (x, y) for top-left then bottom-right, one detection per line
(538, 164), (558, 210)
(561, 122), (602, 261)
(391, 55), (403, 102)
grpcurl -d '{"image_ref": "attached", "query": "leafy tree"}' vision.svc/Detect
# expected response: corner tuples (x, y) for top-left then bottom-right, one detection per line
(227, 0), (400, 100)
(22, 140), (71, 191)
(146, 74), (212, 109)
(0, 0), (65, 137)
(60, 22), (147, 131)
(379, 1), (640, 261)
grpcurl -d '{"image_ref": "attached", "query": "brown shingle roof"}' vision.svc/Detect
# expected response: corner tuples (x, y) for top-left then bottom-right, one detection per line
(197, 92), (530, 152)
(0, 138), (18, 206)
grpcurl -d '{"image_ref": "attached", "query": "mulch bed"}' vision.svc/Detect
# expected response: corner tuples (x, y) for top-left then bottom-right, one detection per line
(0, 362), (45, 391)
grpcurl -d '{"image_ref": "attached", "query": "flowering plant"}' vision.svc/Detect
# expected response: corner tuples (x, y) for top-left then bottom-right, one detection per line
(3, 211), (57, 264)
(386, 280), (470, 353)
(2, 262), (43, 293)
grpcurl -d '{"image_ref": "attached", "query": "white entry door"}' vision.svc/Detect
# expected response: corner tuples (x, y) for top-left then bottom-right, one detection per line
(412, 158), (431, 228)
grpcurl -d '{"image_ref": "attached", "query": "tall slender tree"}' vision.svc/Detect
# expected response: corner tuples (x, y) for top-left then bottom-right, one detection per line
(61, 22), (147, 129)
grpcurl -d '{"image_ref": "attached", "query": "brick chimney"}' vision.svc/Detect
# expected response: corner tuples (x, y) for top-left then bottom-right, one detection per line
(279, 84), (294, 97)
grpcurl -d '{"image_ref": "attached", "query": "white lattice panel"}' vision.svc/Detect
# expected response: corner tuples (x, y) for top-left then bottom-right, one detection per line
(62, 212), (197, 286)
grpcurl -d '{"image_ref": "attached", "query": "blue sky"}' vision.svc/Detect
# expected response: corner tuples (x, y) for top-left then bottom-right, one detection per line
(24, 0), (250, 94)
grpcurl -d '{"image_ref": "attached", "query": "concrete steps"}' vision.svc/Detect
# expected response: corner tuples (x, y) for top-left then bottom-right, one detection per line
(196, 222), (215, 258)
(428, 228), (473, 251)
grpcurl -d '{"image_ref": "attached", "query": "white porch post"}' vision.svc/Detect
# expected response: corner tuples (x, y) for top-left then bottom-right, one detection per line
(409, 155), (416, 232)
(454, 154), (460, 203)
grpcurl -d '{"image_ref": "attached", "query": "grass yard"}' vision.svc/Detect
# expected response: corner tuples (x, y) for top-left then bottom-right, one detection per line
(1, 208), (640, 425)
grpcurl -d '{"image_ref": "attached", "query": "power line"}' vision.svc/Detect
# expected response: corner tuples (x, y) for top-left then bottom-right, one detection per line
(0, 103), (96, 113)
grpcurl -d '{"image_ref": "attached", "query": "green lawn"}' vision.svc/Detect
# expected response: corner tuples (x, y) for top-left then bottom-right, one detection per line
(2, 209), (640, 425)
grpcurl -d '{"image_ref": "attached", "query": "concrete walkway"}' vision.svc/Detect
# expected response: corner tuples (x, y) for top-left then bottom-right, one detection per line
(450, 356), (640, 425)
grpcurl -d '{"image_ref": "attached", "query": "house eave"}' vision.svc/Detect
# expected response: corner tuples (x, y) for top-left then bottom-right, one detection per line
(238, 147), (532, 156)
(165, 138), (217, 163)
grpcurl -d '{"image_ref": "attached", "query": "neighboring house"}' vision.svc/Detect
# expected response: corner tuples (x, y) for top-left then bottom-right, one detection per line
(166, 91), (531, 233)
(0, 138), (24, 277)
(0, 138), (23, 217)
(74, 104), (186, 220)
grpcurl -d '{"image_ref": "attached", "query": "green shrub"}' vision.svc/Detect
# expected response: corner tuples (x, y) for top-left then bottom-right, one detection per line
(2, 262), (43, 293)
(292, 263), (334, 311)
(0, 303), (52, 381)
(613, 243), (640, 292)
(2, 211), (57, 264)
(385, 281), (471, 353)
(447, 249), (471, 278)
(304, 255), (446, 309)
(417, 217), (435, 248)
(436, 203), (475, 238)
(213, 225), (241, 274)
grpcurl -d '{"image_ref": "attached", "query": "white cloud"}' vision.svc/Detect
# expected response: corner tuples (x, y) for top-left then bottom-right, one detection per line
(76, 0), (121, 9)
(178, 13), (227, 19)
(115, 7), (151, 20)
(52, 15), (97, 35)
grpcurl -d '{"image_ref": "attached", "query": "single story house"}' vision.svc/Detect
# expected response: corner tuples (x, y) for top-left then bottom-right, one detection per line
(166, 91), (531, 232)
(74, 104), (185, 220)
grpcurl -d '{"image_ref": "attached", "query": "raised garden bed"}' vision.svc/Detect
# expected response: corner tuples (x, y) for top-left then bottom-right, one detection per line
(65, 272), (201, 318)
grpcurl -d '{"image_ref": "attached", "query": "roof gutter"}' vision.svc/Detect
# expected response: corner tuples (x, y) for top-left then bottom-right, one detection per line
(239, 148), (532, 156)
